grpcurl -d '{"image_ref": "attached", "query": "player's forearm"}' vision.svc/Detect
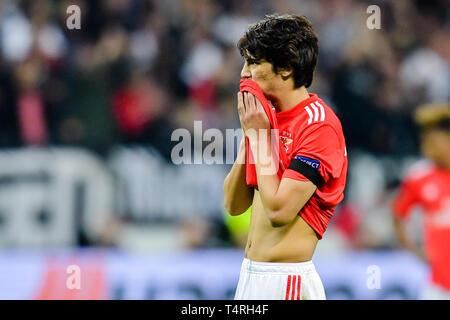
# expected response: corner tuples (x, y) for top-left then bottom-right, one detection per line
(392, 215), (427, 262)
(250, 133), (316, 227)
(223, 139), (254, 215)
(392, 216), (414, 249)
(254, 168), (284, 217)
(250, 134), (287, 222)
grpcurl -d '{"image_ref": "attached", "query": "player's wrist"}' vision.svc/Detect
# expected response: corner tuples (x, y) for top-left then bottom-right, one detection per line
(239, 135), (246, 150)
(247, 129), (271, 150)
(235, 141), (246, 165)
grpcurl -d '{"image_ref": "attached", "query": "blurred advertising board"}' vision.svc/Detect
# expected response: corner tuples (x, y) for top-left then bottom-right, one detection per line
(0, 148), (114, 246)
(0, 249), (428, 300)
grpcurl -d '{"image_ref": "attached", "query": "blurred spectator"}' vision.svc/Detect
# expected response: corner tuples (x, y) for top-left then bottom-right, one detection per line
(0, 0), (448, 251)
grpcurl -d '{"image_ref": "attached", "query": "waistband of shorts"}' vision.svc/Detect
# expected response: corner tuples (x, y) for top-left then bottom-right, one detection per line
(242, 258), (316, 275)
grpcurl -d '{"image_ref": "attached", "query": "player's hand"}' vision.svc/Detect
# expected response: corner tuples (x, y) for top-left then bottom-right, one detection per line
(237, 91), (270, 139)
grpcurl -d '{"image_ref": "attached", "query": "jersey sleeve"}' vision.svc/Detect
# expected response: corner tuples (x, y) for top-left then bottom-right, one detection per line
(282, 124), (345, 186)
(391, 177), (419, 219)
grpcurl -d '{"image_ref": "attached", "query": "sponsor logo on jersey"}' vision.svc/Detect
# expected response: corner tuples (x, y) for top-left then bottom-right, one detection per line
(294, 156), (320, 170)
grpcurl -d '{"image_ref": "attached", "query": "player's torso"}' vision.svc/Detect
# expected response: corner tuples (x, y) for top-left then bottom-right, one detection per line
(415, 168), (450, 229)
(244, 96), (335, 263)
(245, 189), (319, 263)
(414, 167), (450, 288)
(244, 95), (347, 262)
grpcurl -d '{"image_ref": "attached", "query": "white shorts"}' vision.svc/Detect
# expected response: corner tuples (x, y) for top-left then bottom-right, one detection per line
(234, 258), (326, 300)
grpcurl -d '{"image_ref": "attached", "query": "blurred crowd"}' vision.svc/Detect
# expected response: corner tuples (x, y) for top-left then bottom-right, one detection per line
(0, 0), (449, 251)
(1, 0), (448, 154)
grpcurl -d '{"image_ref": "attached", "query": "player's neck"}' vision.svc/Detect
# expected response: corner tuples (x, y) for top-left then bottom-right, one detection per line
(269, 85), (310, 113)
(435, 161), (450, 171)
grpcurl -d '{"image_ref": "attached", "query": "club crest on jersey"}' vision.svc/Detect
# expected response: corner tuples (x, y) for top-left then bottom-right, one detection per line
(280, 136), (293, 152)
(294, 156), (320, 170)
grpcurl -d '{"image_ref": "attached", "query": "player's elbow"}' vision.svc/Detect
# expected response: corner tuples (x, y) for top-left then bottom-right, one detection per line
(223, 192), (248, 216)
(224, 202), (247, 216)
(223, 186), (240, 216)
(267, 209), (292, 227)
(223, 176), (251, 216)
(223, 180), (234, 215)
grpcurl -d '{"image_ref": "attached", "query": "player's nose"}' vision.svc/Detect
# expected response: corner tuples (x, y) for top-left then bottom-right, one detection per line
(240, 63), (251, 79)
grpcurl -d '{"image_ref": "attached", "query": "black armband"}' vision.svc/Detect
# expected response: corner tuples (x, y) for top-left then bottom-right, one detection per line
(288, 158), (325, 187)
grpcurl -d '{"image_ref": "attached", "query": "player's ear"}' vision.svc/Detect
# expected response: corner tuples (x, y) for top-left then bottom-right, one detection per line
(279, 68), (293, 81)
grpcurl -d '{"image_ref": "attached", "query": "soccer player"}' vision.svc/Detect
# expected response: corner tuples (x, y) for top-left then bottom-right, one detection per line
(223, 14), (348, 300)
(392, 103), (450, 300)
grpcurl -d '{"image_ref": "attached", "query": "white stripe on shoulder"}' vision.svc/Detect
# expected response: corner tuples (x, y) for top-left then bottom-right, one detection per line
(315, 101), (326, 121)
(311, 103), (319, 122)
(304, 106), (313, 125)
(405, 159), (436, 181)
(305, 101), (326, 125)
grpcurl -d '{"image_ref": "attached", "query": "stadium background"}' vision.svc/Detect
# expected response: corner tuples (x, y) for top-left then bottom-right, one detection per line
(0, 0), (448, 299)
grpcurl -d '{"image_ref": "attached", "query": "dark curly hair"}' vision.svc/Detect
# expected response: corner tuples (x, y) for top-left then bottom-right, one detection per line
(237, 14), (319, 89)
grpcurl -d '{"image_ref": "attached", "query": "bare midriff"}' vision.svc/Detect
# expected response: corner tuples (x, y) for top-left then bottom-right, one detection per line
(245, 189), (319, 263)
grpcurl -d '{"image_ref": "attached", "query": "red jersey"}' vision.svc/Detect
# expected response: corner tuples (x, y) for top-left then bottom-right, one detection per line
(392, 160), (450, 289)
(277, 93), (348, 239)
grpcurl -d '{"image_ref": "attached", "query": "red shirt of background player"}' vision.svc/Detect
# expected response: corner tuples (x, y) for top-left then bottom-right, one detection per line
(276, 93), (348, 239)
(392, 160), (450, 290)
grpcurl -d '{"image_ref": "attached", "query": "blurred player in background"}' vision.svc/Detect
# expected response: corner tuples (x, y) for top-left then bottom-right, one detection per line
(223, 14), (347, 300)
(392, 103), (450, 300)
